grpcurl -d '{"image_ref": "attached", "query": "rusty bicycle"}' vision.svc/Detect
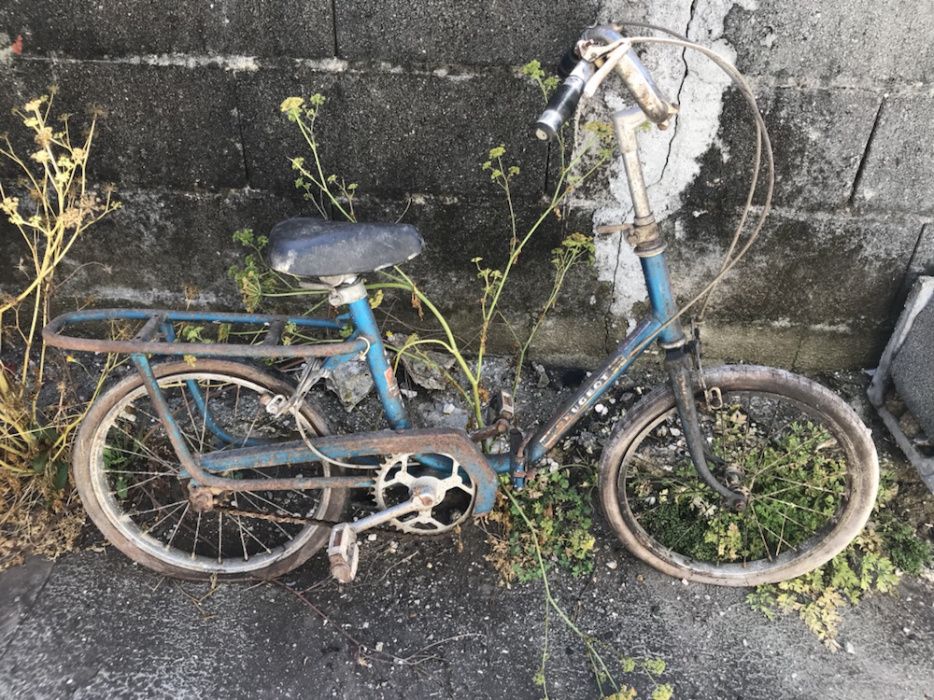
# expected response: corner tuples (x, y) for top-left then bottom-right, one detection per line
(44, 23), (879, 586)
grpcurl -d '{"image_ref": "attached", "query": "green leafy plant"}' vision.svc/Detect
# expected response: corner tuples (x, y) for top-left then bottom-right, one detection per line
(485, 464), (597, 583)
(745, 460), (931, 646)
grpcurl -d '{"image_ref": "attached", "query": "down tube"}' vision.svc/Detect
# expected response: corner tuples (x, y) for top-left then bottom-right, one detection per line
(526, 315), (661, 464)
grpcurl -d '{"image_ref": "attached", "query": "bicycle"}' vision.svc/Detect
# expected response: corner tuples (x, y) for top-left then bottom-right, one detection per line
(43, 23), (879, 586)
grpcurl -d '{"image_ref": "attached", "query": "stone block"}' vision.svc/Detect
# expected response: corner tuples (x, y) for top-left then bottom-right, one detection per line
(687, 86), (881, 212)
(0, 58), (245, 190)
(235, 66), (342, 195)
(666, 208), (917, 329)
(334, 1), (600, 66)
(0, 189), (302, 309)
(337, 69), (549, 198)
(0, 0), (334, 59)
(854, 96), (934, 214)
(238, 66), (550, 199)
(724, 0), (934, 85)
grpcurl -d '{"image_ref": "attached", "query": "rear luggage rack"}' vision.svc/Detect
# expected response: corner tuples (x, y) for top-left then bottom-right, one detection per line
(43, 308), (367, 359)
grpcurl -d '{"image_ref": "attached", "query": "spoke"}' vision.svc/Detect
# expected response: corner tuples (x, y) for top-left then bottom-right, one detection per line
(109, 473), (166, 496)
(217, 511), (224, 563)
(236, 516), (274, 554)
(140, 501), (187, 534)
(191, 511), (203, 559)
(164, 503), (190, 550)
(748, 505), (774, 561)
(129, 499), (188, 517)
(106, 468), (174, 477)
(235, 516), (250, 560)
(757, 494), (834, 519)
(108, 427), (178, 471)
(769, 473), (846, 494)
(238, 491), (296, 540)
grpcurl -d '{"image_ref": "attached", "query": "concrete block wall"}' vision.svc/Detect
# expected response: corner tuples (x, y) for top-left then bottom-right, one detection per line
(1, 0), (932, 370)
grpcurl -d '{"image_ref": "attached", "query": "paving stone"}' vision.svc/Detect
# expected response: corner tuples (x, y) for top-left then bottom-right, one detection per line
(854, 96), (934, 215)
(724, 0), (934, 85)
(334, 0), (600, 66)
(0, 0), (334, 59)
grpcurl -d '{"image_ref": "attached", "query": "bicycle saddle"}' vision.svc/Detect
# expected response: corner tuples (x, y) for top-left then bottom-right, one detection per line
(267, 217), (424, 277)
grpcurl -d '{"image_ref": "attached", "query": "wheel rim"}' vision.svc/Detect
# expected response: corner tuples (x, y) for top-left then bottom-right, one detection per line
(616, 388), (854, 578)
(87, 371), (333, 575)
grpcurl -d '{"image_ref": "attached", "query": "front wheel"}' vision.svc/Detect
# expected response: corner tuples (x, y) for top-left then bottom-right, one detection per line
(599, 365), (878, 586)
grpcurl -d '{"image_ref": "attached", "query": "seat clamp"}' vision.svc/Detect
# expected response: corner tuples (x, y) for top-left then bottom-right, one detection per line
(328, 279), (368, 307)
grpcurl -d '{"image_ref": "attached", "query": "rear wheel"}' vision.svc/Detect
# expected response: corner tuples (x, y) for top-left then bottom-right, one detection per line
(599, 365), (878, 586)
(73, 360), (349, 580)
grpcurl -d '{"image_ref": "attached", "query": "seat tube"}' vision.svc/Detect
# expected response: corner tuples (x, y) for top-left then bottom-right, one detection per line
(346, 295), (412, 430)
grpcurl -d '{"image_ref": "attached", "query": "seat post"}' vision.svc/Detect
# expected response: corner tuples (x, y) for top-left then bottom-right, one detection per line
(334, 279), (411, 431)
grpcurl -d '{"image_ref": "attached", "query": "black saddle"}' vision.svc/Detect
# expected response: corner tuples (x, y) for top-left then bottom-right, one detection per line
(267, 218), (424, 277)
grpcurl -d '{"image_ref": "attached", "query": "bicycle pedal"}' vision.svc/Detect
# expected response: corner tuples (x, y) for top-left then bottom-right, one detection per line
(327, 524), (359, 584)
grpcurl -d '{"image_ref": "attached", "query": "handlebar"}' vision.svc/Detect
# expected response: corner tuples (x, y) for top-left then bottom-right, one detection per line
(534, 24), (678, 140)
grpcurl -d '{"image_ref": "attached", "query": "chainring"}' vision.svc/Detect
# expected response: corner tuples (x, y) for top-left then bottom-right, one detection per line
(372, 453), (475, 534)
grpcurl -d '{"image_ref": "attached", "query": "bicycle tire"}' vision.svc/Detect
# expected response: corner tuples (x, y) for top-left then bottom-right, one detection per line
(599, 364), (879, 586)
(73, 360), (349, 581)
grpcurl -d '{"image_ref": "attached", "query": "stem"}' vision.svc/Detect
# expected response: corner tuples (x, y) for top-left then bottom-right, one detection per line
(503, 487), (618, 693)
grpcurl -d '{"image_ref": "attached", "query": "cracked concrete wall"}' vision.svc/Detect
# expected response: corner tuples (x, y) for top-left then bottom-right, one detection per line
(1, 0), (932, 370)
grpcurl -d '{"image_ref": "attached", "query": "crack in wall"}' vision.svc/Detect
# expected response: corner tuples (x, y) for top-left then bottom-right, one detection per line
(593, 0), (750, 320)
(847, 96), (885, 207)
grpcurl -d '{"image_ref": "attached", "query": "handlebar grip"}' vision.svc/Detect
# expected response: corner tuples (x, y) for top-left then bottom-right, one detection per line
(534, 60), (594, 141)
(556, 47), (580, 79)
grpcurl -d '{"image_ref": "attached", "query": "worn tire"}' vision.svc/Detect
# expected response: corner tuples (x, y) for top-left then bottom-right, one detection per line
(73, 360), (349, 581)
(599, 365), (879, 586)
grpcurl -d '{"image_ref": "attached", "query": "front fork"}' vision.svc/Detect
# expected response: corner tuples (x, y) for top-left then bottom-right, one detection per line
(614, 104), (745, 509)
(665, 348), (746, 509)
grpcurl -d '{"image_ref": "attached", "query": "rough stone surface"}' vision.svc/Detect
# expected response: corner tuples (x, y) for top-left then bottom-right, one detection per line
(334, 1), (601, 66)
(0, 189), (299, 309)
(337, 69), (549, 198)
(723, 0), (934, 85)
(854, 95), (934, 214)
(909, 225), (934, 280)
(694, 86), (882, 211)
(0, 59), (245, 190)
(1, 0), (932, 370)
(235, 66), (342, 194)
(0, 0), (334, 59)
